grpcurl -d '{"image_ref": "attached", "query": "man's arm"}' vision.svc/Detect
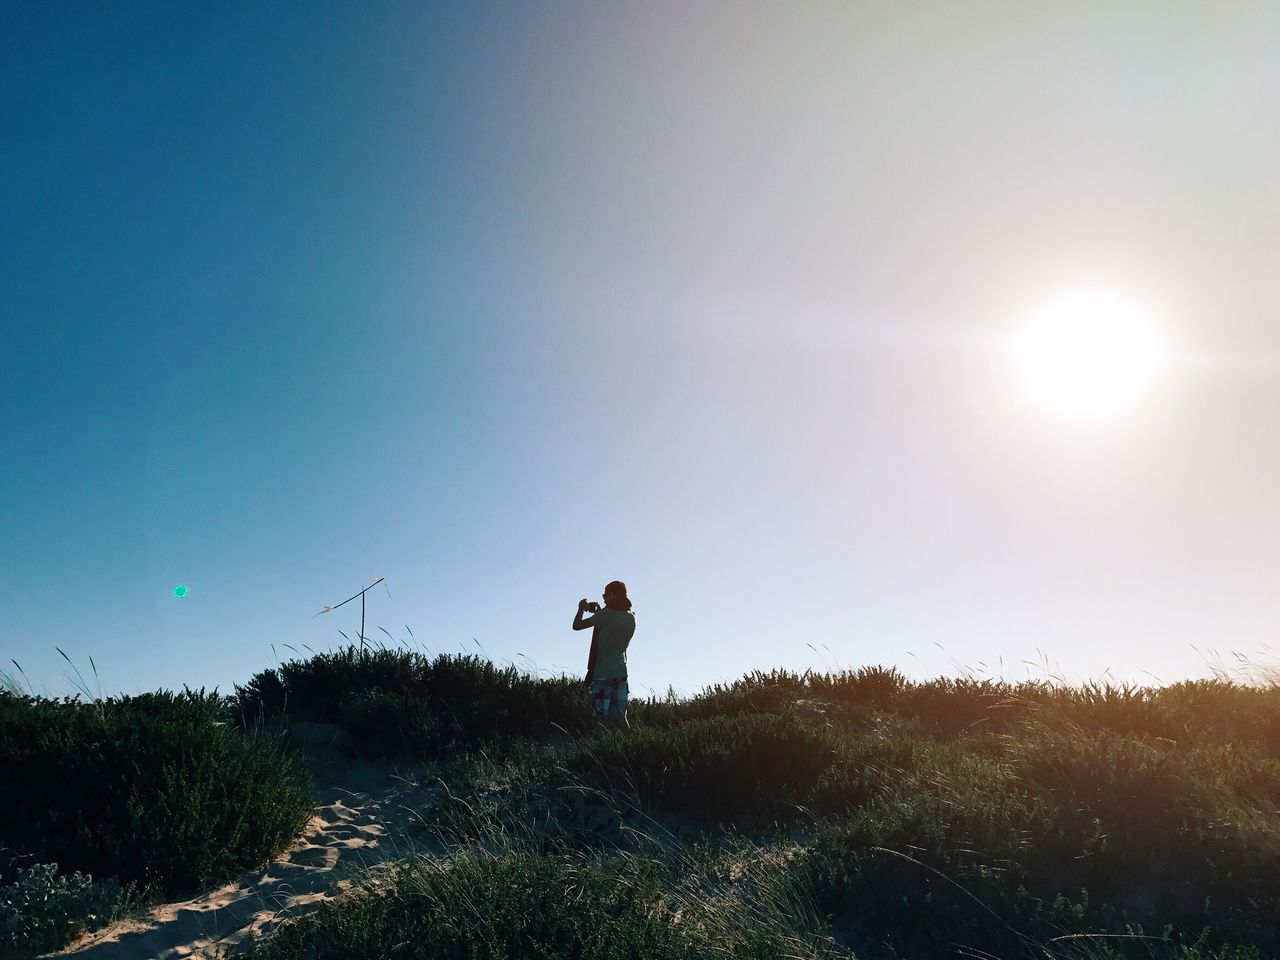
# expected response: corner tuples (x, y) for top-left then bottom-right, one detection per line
(572, 599), (596, 631)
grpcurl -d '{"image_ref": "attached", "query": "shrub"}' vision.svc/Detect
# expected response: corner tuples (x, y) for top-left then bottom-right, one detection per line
(0, 862), (135, 954)
(1010, 729), (1280, 952)
(630, 666), (911, 729)
(802, 722), (1280, 958)
(802, 785), (1114, 959)
(0, 689), (314, 896)
(569, 712), (847, 825)
(899, 676), (1019, 737)
(233, 649), (590, 757)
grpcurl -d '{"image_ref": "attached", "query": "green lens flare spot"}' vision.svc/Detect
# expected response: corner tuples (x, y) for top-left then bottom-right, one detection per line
(173, 585), (188, 598)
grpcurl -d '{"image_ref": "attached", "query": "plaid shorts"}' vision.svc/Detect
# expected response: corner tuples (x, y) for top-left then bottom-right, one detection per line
(590, 677), (628, 718)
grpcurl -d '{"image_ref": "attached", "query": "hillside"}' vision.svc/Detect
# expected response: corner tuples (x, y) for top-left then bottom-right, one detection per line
(3, 647), (1278, 959)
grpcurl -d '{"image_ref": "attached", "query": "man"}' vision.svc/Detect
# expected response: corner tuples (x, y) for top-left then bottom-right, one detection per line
(572, 580), (636, 728)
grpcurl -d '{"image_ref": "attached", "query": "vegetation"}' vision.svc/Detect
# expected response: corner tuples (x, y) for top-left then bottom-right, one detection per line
(0, 860), (155, 955)
(7, 643), (1280, 958)
(348, 656), (1280, 960)
(0, 686), (314, 953)
(242, 836), (848, 960)
(232, 648), (590, 757)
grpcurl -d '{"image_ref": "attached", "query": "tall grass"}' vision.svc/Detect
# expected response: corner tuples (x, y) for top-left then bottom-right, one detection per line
(244, 766), (853, 960)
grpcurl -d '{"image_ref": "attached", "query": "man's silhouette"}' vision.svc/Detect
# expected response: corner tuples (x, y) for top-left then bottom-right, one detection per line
(572, 580), (635, 728)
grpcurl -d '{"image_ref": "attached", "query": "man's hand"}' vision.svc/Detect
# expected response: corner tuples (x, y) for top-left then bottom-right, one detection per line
(578, 598), (590, 612)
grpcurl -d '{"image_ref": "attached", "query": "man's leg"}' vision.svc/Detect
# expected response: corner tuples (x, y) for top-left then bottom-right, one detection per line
(611, 678), (631, 729)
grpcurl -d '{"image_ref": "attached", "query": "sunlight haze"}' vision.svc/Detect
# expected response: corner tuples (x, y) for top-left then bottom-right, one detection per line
(3, 1), (1279, 699)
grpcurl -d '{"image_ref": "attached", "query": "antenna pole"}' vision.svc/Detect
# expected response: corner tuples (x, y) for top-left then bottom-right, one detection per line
(315, 578), (385, 658)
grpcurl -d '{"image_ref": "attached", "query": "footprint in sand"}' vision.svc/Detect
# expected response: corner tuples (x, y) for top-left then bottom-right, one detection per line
(315, 821), (383, 844)
(285, 845), (340, 869)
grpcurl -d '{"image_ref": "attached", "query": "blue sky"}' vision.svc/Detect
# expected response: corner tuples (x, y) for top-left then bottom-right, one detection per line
(4, 2), (1279, 699)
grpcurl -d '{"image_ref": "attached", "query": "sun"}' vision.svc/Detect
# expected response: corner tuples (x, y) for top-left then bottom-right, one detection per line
(1016, 294), (1163, 417)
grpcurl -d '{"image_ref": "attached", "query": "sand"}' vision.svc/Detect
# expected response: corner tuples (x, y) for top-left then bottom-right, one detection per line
(47, 724), (445, 960)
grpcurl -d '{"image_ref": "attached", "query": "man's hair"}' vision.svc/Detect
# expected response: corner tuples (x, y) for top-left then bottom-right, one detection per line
(604, 580), (632, 611)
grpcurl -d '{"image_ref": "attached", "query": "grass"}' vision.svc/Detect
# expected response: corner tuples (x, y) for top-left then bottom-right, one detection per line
(8, 641), (1280, 958)
(242, 789), (851, 960)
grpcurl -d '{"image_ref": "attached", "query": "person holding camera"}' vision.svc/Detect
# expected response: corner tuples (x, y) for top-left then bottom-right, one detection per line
(572, 580), (635, 728)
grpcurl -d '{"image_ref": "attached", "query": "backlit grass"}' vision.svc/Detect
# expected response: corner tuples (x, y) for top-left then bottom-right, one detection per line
(9, 642), (1280, 959)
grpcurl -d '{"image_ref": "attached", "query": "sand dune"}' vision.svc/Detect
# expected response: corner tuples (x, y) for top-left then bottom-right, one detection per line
(48, 725), (442, 960)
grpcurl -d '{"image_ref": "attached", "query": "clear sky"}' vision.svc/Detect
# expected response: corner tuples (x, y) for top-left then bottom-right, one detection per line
(4, 1), (1279, 700)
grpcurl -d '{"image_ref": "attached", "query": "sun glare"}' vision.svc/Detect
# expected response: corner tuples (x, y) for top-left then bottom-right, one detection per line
(1016, 294), (1163, 417)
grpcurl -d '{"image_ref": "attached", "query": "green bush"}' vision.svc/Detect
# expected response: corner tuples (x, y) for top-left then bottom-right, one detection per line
(630, 666), (910, 729)
(628, 667), (1026, 738)
(1009, 729), (1280, 952)
(639, 668), (1280, 750)
(901, 676), (1019, 736)
(0, 861), (136, 954)
(569, 712), (848, 825)
(803, 782), (1128, 959)
(799, 723), (1280, 958)
(233, 648), (590, 757)
(0, 689), (314, 896)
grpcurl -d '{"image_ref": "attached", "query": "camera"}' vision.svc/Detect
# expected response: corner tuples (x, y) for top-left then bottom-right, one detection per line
(586, 601), (600, 613)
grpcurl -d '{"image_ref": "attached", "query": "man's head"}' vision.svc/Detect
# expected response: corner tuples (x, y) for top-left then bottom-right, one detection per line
(603, 581), (631, 610)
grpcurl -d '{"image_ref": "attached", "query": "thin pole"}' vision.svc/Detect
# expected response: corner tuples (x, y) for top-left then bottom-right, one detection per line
(360, 591), (366, 656)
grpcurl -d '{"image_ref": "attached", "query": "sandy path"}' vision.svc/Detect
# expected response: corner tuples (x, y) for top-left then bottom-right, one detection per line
(49, 727), (443, 960)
